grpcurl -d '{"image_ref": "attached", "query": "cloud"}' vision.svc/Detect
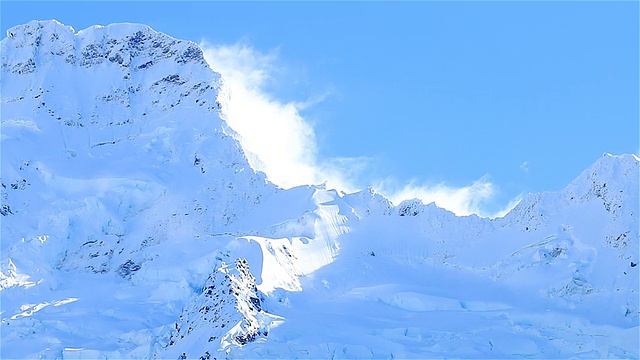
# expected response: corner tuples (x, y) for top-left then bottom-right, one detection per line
(520, 161), (529, 172)
(200, 40), (519, 217)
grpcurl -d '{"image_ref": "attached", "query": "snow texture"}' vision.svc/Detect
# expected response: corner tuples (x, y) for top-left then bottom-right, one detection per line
(1, 20), (638, 359)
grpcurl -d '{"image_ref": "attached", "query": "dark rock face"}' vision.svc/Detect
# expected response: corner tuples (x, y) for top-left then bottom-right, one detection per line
(117, 260), (141, 279)
(166, 257), (270, 358)
(397, 199), (424, 217)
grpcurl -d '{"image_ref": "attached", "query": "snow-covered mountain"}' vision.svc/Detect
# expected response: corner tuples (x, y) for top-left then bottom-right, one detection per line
(1, 20), (638, 359)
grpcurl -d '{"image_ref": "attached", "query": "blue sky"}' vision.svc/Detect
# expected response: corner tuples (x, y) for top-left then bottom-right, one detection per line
(2, 1), (638, 216)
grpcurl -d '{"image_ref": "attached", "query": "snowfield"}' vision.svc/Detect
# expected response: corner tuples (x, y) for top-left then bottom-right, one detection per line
(1, 20), (638, 359)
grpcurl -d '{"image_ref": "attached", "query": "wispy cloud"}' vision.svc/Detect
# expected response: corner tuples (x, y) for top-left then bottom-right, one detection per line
(200, 41), (518, 217)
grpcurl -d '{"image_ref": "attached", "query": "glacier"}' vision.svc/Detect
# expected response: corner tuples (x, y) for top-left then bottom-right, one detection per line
(1, 20), (638, 359)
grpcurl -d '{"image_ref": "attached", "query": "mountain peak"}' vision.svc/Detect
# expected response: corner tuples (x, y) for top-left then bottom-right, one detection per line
(1, 20), (638, 360)
(2, 19), (207, 75)
(6, 19), (74, 39)
(599, 152), (638, 163)
(565, 152), (639, 193)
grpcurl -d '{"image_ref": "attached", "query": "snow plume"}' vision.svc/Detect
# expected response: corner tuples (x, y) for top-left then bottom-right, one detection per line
(379, 177), (520, 218)
(201, 41), (517, 217)
(201, 41), (356, 192)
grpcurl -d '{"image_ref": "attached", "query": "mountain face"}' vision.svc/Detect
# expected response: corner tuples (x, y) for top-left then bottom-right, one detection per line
(1, 20), (638, 359)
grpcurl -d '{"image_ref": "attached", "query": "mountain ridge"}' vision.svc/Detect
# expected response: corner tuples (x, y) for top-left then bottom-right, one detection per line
(1, 20), (638, 359)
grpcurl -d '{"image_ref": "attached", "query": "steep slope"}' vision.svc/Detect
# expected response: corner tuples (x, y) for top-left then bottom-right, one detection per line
(232, 154), (638, 359)
(1, 21), (638, 359)
(0, 20), (279, 359)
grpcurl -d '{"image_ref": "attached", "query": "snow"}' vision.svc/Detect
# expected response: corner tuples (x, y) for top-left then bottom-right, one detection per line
(1, 20), (638, 359)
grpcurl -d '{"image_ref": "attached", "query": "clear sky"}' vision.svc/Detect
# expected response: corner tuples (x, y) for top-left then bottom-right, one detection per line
(2, 1), (638, 216)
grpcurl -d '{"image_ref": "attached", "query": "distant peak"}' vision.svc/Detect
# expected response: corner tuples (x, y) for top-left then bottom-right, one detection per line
(600, 152), (638, 160)
(593, 153), (639, 167)
(561, 153), (639, 202)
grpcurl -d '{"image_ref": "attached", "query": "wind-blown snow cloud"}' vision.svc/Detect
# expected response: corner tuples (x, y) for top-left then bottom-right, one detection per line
(201, 42), (314, 186)
(201, 41), (359, 192)
(201, 41), (518, 217)
(378, 177), (519, 218)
